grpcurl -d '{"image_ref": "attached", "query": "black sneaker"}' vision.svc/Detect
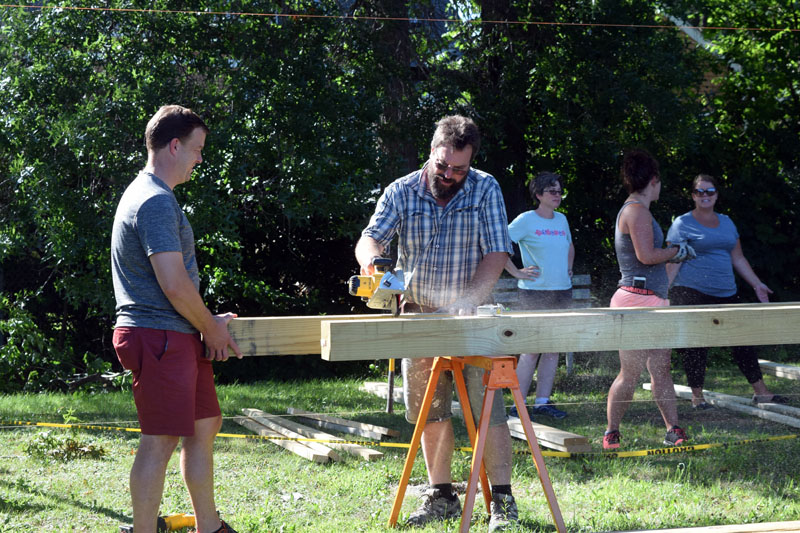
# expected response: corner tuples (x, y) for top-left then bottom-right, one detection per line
(405, 488), (461, 527)
(214, 519), (237, 533)
(753, 394), (790, 405)
(531, 401), (567, 419)
(664, 426), (689, 446)
(692, 401), (714, 410)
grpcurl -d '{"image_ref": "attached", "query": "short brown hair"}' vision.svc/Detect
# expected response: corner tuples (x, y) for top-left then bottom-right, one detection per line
(529, 171), (564, 201)
(430, 115), (480, 160)
(145, 105), (209, 152)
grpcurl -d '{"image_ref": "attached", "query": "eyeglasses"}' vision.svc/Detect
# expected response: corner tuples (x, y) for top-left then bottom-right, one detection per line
(434, 160), (469, 177)
(692, 188), (717, 197)
(543, 188), (566, 198)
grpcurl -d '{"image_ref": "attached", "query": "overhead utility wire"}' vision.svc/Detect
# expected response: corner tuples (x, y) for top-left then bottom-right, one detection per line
(1, 4), (798, 33)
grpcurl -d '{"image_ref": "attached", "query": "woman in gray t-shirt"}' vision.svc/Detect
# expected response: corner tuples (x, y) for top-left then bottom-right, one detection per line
(666, 174), (786, 408)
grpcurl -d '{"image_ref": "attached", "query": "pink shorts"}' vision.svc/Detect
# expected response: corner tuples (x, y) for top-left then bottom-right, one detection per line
(113, 327), (220, 436)
(610, 288), (669, 308)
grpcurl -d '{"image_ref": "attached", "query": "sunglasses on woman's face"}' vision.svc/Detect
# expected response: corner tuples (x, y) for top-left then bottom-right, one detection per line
(692, 187), (717, 197)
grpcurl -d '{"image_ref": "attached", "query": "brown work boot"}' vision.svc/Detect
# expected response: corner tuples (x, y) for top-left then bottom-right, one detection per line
(489, 493), (519, 532)
(405, 488), (462, 527)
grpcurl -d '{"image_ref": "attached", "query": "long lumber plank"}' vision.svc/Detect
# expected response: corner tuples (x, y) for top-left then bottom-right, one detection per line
(758, 359), (800, 381)
(362, 381), (404, 403)
(286, 411), (383, 440)
(508, 428), (592, 453)
(233, 416), (328, 463)
(276, 411), (383, 461)
(242, 409), (342, 461)
(646, 383), (800, 430)
(621, 519), (800, 532)
(320, 303), (800, 361)
(507, 418), (591, 453)
(228, 313), (394, 356)
(663, 384), (800, 419)
(287, 407), (398, 438)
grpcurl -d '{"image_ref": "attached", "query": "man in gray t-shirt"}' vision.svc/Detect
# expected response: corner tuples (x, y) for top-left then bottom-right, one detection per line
(112, 170), (200, 333)
(111, 105), (240, 533)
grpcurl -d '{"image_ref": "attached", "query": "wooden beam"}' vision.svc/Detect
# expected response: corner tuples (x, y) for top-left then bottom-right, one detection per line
(362, 381), (403, 403)
(673, 386), (800, 418)
(228, 313), (393, 356)
(286, 407), (398, 439)
(506, 418), (591, 453)
(278, 410), (384, 461)
(233, 416), (328, 463)
(622, 520), (800, 532)
(320, 303), (800, 361)
(242, 409), (341, 461)
(759, 359), (800, 381)
(647, 383), (800, 430)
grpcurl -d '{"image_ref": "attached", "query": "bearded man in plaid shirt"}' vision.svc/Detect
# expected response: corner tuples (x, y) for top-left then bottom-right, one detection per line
(355, 116), (518, 532)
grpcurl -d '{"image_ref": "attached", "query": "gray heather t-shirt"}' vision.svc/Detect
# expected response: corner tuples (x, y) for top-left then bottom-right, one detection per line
(666, 212), (739, 297)
(111, 172), (199, 333)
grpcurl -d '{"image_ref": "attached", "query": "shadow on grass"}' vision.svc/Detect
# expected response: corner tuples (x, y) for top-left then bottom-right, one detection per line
(0, 476), (130, 523)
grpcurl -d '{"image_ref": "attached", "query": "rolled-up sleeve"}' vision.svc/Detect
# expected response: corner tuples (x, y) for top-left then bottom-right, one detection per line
(362, 184), (401, 248)
(479, 180), (513, 255)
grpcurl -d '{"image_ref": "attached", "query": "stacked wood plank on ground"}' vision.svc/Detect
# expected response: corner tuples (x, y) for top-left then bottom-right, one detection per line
(758, 359), (800, 381)
(234, 415), (330, 463)
(622, 519), (800, 533)
(361, 380), (590, 452)
(506, 417), (591, 453)
(287, 407), (400, 440)
(362, 381), (403, 403)
(647, 383), (800, 430)
(234, 408), (387, 462)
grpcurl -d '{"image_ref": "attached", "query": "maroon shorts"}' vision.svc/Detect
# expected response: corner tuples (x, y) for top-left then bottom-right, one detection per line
(113, 327), (221, 436)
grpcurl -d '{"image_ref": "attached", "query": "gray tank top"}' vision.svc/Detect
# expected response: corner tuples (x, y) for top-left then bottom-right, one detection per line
(615, 201), (669, 299)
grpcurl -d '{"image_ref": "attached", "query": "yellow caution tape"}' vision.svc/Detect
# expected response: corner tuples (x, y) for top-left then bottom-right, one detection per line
(3, 419), (797, 459)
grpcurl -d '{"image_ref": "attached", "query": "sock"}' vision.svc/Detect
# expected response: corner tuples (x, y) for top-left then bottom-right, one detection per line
(534, 397), (549, 405)
(432, 483), (458, 500)
(492, 484), (512, 497)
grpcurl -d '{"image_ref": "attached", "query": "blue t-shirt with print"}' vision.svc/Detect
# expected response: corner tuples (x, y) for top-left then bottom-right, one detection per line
(508, 210), (572, 290)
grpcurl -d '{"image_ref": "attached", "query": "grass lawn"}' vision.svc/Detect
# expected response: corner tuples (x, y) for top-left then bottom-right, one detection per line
(1, 353), (799, 532)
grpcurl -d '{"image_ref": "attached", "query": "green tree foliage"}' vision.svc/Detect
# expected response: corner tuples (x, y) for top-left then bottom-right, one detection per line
(0, 1), (395, 386)
(0, 1), (797, 391)
(679, 0), (800, 299)
(440, 0), (715, 295)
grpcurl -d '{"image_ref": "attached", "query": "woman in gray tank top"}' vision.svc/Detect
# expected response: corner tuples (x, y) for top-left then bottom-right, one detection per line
(603, 149), (695, 450)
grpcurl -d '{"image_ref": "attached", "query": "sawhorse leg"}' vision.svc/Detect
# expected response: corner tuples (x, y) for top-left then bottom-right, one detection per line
(388, 357), (492, 527)
(389, 356), (566, 532)
(459, 356), (566, 533)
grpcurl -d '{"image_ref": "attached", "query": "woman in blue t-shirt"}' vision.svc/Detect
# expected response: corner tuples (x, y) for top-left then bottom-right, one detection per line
(666, 174), (786, 408)
(504, 172), (574, 420)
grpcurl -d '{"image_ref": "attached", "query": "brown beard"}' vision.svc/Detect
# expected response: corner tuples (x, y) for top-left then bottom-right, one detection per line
(429, 170), (466, 201)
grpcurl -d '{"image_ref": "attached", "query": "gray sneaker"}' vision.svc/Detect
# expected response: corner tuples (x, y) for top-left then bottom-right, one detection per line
(405, 488), (462, 527)
(489, 493), (519, 532)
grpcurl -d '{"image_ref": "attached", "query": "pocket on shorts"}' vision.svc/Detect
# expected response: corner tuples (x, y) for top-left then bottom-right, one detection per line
(113, 327), (141, 373)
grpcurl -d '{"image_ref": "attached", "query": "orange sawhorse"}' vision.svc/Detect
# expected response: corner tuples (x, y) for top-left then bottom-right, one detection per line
(388, 356), (566, 533)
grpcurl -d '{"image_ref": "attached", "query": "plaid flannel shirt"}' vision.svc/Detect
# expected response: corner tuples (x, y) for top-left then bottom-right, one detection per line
(362, 164), (512, 308)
